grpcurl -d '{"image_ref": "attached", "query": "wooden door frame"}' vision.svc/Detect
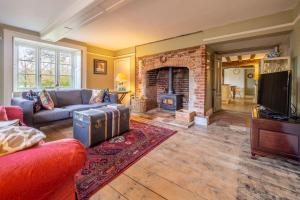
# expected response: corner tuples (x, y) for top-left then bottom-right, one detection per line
(213, 54), (222, 112)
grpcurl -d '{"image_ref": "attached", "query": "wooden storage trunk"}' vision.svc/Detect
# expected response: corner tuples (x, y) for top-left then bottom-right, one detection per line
(176, 109), (196, 123)
(73, 107), (130, 147)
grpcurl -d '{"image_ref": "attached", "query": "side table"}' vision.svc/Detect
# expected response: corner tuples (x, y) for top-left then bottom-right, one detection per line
(112, 91), (131, 104)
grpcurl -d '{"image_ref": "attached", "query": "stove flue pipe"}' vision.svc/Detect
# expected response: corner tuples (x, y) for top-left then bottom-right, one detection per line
(168, 67), (174, 94)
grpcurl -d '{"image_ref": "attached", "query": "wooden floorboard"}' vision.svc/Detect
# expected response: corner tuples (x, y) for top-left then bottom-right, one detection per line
(43, 111), (300, 200)
(109, 174), (167, 200)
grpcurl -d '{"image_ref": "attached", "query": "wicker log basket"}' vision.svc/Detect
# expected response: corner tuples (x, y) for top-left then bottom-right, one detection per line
(131, 96), (147, 113)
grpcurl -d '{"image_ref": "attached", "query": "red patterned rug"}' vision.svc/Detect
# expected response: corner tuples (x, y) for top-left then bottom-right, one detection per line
(75, 120), (176, 200)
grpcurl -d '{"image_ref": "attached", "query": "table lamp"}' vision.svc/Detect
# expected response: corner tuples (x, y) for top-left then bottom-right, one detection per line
(115, 73), (127, 91)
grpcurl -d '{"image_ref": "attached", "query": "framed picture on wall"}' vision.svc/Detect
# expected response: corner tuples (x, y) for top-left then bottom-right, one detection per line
(94, 59), (107, 74)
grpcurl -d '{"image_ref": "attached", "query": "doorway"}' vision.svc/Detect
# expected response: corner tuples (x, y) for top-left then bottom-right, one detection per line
(211, 51), (269, 114)
(208, 32), (291, 128)
(221, 67), (256, 113)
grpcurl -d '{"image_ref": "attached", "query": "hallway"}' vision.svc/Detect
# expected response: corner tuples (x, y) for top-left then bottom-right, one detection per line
(222, 97), (255, 113)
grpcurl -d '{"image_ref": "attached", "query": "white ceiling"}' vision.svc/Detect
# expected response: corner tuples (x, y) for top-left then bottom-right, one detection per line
(0, 0), (75, 32)
(67, 0), (298, 49)
(0, 0), (299, 50)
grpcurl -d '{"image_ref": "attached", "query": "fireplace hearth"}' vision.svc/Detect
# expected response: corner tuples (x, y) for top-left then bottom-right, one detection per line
(159, 67), (183, 111)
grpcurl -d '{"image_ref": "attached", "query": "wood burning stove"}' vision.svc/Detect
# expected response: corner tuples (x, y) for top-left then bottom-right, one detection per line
(160, 93), (183, 111)
(160, 67), (183, 111)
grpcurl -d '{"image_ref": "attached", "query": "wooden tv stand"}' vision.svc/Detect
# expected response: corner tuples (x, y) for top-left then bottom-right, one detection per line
(251, 107), (300, 160)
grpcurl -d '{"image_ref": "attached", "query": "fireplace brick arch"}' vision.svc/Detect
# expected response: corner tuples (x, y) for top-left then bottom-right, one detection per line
(136, 45), (207, 116)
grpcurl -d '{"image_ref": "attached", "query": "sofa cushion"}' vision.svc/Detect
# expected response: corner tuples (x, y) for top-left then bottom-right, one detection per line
(55, 90), (83, 107)
(22, 90), (58, 107)
(24, 90), (42, 113)
(33, 108), (70, 124)
(81, 89), (92, 104)
(0, 126), (45, 156)
(47, 90), (58, 107)
(89, 89), (105, 104)
(39, 90), (55, 110)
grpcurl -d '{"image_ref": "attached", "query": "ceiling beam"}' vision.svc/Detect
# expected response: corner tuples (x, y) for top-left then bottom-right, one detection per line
(41, 0), (99, 42)
(222, 65), (254, 69)
(41, 0), (135, 42)
(222, 59), (260, 68)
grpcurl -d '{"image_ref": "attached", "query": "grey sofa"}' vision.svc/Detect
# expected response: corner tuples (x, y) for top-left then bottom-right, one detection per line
(11, 89), (118, 128)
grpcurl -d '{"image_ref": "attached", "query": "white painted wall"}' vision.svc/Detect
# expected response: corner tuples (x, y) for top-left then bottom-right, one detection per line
(114, 57), (131, 105)
(224, 68), (245, 97)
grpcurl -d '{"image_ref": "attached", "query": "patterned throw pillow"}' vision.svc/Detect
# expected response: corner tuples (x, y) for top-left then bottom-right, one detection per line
(0, 106), (8, 121)
(89, 89), (105, 104)
(25, 90), (42, 113)
(0, 126), (46, 157)
(39, 90), (55, 110)
(103, 88), (110, 103)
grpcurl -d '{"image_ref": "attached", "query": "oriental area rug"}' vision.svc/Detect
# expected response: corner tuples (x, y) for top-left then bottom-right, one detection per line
(75, 120), (176, 200)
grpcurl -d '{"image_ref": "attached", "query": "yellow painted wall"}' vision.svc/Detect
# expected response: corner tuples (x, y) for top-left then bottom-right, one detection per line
(85, 45), (136, 94)
(86, 45), (115, 90)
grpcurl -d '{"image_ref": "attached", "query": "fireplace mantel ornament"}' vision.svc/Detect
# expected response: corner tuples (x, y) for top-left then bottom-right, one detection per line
(160, 56), (167, 63)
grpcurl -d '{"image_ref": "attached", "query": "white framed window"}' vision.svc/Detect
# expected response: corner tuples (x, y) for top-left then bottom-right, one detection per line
(13, 38), (81, 91)
(16, 45), (37, 89)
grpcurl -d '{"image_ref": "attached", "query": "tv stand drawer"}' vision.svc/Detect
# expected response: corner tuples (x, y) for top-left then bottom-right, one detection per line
(258, 130), (299, 155)
(251, 107), (300, 160)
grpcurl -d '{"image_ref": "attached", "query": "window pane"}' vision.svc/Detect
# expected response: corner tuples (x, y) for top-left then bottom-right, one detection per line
(60, 64), (72, 75)
(18, 61), (35, 74)
(41, 63), (56, 75)
(60, 53), (71, 65)
(41, 49), (56, 63)
(18, 74), (36, 89)
(41, 75), (56, 88)
(59, 75), (72, 87)
(18, 46), (36, 61)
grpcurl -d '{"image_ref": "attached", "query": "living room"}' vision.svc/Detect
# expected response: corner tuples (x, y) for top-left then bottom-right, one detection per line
(1, 0), (300, 200)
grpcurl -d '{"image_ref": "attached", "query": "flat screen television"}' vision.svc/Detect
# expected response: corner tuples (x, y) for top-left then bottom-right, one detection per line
(258, 71), (291, 116)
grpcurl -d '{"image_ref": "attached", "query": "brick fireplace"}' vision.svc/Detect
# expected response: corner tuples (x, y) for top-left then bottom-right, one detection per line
(146, 67), (189, 111)
(136, 45), (207, 116)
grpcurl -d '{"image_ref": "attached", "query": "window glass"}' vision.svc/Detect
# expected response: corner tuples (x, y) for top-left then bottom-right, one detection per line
(40, 49), (56, 88)
(14, 41), (80, 91)
(17, 46), (36, 89)
(59, 52), (72, 88)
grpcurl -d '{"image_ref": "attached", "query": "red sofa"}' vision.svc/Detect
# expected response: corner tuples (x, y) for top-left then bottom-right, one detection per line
(0, 138), (86, 200)
(3, 106), (24, 124)
(0, 106), (87, 200)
